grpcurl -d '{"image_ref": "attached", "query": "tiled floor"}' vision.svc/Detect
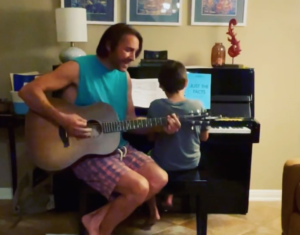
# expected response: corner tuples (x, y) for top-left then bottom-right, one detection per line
(0, 200), (281, 235)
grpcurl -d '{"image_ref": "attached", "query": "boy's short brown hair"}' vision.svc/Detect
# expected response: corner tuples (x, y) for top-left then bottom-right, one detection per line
(158, 60), (187, 94)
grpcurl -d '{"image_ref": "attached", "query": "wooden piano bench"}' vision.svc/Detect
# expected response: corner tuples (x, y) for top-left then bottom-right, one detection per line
(161, 169), (208, 235)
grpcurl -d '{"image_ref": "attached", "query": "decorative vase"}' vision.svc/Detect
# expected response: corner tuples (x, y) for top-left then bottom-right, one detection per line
(211, 43), (226, 67)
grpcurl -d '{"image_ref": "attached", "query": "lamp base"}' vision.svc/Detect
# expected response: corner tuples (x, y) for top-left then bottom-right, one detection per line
(59, 46), (86, 63)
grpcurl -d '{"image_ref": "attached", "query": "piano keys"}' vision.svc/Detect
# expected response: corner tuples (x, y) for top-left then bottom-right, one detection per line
(208, 117), (260, 143)
(210, 126), (251, 134)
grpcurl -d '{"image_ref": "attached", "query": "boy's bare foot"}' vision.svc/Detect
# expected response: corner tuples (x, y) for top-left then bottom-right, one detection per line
(166, 194), (173, 206)
(162, 194), (173, 209)
(141, 209), (160, 230)
(81, 204), (110, 235)
(162, 195), (173, 207)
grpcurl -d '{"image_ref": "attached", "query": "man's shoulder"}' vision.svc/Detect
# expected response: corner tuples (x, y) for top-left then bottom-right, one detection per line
(75, 54), (96, 61)
(73, 55), (96, 67)
(114, 69), (127, 78)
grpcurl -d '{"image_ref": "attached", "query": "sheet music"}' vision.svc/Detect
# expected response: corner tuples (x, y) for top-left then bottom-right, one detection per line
(131, 78), (166, 108)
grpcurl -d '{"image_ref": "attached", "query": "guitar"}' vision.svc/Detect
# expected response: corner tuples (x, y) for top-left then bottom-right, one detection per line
(25, 98), (219, 171)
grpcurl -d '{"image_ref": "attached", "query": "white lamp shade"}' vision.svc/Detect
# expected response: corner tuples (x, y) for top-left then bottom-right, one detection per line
(55, 8), (87, 42)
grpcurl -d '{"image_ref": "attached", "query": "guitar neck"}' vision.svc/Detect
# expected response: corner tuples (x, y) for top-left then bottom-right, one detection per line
(102, 116), (185, 133)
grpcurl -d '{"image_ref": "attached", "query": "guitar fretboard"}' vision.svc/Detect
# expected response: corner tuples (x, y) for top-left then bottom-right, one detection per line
(102, 117), (168, 133)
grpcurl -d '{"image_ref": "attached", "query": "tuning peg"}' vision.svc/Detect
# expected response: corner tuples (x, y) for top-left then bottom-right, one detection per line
(189, 110), (194, 116)
(191, 126), (194, 130)
(196, 109), (200, 114)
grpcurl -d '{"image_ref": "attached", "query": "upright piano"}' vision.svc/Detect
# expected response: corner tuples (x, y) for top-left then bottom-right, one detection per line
(126, 66), (261, 215)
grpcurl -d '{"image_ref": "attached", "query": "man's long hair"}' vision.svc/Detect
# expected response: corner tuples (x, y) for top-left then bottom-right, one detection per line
(96, 23), (143, 58)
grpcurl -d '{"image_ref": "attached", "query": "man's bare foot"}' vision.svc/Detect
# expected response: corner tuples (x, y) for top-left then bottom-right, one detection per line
(82, 214), (98, 235)
(81, 204), (110, 235)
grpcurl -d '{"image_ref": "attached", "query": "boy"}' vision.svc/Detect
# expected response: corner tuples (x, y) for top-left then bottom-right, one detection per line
(145, 60), (209, 227)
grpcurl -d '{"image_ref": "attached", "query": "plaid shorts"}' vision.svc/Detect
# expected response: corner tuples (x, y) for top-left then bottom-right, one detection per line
(72, 144), (154, 200)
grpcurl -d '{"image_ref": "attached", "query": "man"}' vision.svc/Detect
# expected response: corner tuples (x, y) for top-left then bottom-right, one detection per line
(19, 23), (181, 235)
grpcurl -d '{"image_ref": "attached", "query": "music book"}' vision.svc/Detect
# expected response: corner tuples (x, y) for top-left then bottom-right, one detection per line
(131, 78), (166, 108)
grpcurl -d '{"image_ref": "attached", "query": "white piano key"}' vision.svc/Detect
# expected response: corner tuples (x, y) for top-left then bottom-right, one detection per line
(209, 127), (251, 134)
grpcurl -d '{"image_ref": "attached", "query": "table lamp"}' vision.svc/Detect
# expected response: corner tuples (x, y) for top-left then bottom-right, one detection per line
(55, 8), (88, 63)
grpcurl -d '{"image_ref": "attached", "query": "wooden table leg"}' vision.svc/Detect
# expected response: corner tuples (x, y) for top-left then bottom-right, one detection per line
(7, 119), (17, 195)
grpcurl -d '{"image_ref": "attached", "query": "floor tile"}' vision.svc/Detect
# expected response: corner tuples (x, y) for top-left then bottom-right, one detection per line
(154, 225), (197, 235)
(241, 225), (281, 235)
(0, 200), (78, 235)
(0, 199), (284, 235)
(264, 217), (281, 232)
(232, 201), (281, 225)
(160, 212), (194, 225)
(182, 214), (256, 235)
(113, 217), (173, 235)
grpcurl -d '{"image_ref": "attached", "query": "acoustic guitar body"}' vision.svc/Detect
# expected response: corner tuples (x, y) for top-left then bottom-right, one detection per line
(25, 98), (120, 171)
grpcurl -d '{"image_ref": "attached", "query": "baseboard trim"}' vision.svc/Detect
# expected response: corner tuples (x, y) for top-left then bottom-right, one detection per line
(0, 188), (12, 200)
(249, 190), (282, 201)
(0, 188), (282, 201)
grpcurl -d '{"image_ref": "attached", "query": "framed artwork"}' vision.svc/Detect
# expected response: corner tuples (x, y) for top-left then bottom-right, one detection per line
(61, 0), (117, 25)
(191, 0), (247, 26)
(126, 0), (182, 26)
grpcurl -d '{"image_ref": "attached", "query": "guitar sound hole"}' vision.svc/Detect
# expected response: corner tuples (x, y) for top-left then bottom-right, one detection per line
(87, 120), (102, 138)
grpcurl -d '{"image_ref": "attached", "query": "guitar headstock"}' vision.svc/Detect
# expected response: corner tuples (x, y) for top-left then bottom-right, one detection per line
(185, 110), (221, 130)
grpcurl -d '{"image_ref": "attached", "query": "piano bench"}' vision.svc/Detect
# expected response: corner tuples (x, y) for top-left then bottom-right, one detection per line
(77, 169), (209, 235)
(161, 169), (208, 235)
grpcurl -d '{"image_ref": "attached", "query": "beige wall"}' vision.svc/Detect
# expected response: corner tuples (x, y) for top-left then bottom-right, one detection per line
(0, 0), (299, 190)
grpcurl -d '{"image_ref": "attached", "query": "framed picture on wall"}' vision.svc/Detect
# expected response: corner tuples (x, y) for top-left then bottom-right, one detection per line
(126, 0), (182, 26)
(191, 0), (247, 26)
(61, 0), (117, 25)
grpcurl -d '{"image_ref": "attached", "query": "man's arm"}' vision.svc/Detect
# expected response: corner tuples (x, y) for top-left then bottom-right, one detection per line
(125, 71), (137, 121)
(19, 61), (78, 124)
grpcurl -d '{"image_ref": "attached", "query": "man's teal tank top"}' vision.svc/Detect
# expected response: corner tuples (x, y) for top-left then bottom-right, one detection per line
(73, 55), (128, 147)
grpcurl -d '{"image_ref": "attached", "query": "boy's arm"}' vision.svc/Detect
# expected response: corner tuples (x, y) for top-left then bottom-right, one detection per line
(198, 104), (210, 141)
(200, 130), (209, 141)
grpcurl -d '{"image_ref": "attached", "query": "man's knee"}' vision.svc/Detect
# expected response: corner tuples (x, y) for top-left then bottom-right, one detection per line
(133, 176), (150, 203)
(120, 172), (150, 204)
(149, 166), (168, 193)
